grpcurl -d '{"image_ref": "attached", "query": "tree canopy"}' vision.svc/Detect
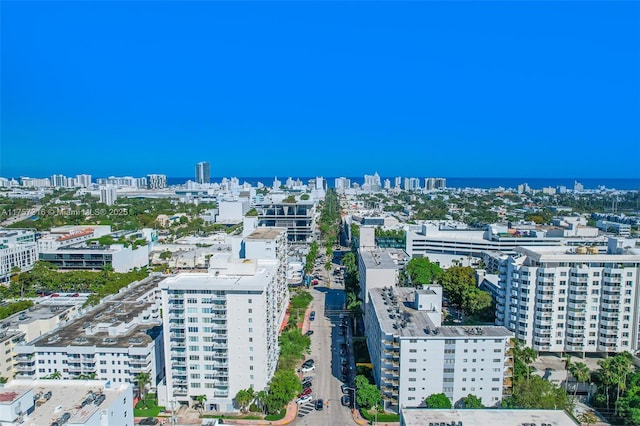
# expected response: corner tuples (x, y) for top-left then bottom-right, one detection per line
(355, 374), (381, 409)
(405, 257), (442, 286)
(425, 393), (452, 409)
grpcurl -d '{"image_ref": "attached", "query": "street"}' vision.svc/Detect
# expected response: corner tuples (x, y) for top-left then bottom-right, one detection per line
(295, 261), (355, 426)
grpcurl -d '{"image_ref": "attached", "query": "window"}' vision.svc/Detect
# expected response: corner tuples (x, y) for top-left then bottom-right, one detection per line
(408, 378), (416, 382)
(409, 359), (417, 363)
(409, 368), (416, 372)
(248, 298), (252, 304)
(408, 387), (416, 391)
(409, 349), (417, 353)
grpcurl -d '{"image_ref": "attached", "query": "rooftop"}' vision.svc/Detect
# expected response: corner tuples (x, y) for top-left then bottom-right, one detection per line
(370, 287), (511, 339)
(401, 408), (579, 426)
(1, 379), (131, 426)
(26, 276), (163, 349)
(246, 227), (287, 240)
(359, 248), (409, 270)
(160, 259), (278, 292)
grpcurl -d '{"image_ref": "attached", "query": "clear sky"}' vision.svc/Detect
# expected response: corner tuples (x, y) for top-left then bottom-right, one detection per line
(1, 1), (639, 179)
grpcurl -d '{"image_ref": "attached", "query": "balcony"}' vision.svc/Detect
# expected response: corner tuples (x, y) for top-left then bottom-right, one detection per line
(566, 343), (585, 351)
(601, 302), (620, 310)
(174, 387), (188, 396)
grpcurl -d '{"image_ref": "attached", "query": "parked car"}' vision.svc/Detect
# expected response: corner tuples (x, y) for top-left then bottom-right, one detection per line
(309, 311), (316, 321)
(303, 359), (315, 366)
(301, 365), (316, 373)
(296, 395), (313, 405)
(315, 399), (324, 411)
(302, 376), (313, 385)
(298, 387), (312, 398)
(302, 381), (312, 390)
(138, 418), (159, 426)
(341, 394), (352, 407)
(305, 330), (314, 336)
(341, 383), (351, 394)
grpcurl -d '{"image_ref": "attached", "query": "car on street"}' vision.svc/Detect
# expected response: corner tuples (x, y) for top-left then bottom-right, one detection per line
(340, 348), (347, 357)
(309, 311), (316, 321)
(301, 364), (316, 373)
(303, 359), (315, 366)
(298, 387), (312, 398)
(305, 330), (314, 336)
(303, 381), (312, 390)
(315, 399), (324, 411)
(341, 383), (351, 394)
(302, 376), (313, 385)
(341, 394), (352, 407)
(296, 395), (313, 405)
(138, 418), (159, 426)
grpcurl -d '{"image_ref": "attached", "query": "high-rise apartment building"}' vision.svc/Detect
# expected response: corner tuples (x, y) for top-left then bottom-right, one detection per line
(99, 185), (117, 205)
(159, 228), (289, 411)
(76, 174), (92, 188)
(495, 239), (640, 353)
(147, 174), (167, 189)
(365, 286), (513, 411)
(196, 161), (211, 184)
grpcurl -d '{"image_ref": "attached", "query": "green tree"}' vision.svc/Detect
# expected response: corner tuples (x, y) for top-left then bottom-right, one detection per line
(405, 257), (442, 286)
(355, 375), (381, 409)
(569, 362), (591, 400)
(504, 375), (569, 410)
(194, 394), (207, 413)
(424, 393), (452, 409)
(521, 347), (537, 381)
(135, 372), (151, 401)
(267, 369), (302, 413)
(459, 394), (484, 408)
(235, 388), (254, 413)
(461, 286), (493, 316)
(159, 250), (172, 260)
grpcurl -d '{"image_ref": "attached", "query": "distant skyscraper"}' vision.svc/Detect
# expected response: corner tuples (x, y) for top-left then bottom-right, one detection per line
(195, 161), (210, 184)
(99, 185), (117, 205)
(147, 174), (167, 189)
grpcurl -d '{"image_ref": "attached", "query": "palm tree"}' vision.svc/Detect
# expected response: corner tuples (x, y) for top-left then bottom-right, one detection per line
(195, 394), (207, 414)
(255, 390), (268, 414)
(597, 357), (615, 412)
(521, 347), (537, 381)
(135, 372), (151, 401)
(46, 370), (62, 380)
(569, 362), (590, 400)
(564, 354), (572, 391)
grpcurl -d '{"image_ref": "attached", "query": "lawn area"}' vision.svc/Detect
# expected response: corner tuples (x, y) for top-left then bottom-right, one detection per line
(202, 414), (264, 420)
(134, 398), (164, 417)
(265, 409), (287, 421)
(360, 408), (400, 422)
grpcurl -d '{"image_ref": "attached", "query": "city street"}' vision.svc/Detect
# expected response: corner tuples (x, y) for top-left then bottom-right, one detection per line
(295, 272), (355, 425)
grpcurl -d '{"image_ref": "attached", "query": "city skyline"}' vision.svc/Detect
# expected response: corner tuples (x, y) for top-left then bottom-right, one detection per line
(2, 1), (639, 178)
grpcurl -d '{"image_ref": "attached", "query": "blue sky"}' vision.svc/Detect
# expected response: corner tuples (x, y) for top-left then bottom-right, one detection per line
(1, 1), (639, 179)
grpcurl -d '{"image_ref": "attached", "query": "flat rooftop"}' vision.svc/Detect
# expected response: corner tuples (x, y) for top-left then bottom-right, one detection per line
(1, 303), (76, 329)
(371, 287), (511, 339)
(401, 408), (579, 426)
(2, 379), (130, 426)
(27, 276), (163, 349)
(359, 248), (409, 270)
(160, 259), (277, 292)
(246, 227), (286, 240)
(516, 245), (640, 262)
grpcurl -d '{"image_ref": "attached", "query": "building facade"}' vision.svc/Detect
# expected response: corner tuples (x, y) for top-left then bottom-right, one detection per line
(257, 200), (316, 242)
(196, 161), (211, 184)
(495, 241), (640, 353)
(158, 251), (289, 411)
(0, 379), (133, 426)
(14, 277), (164, 386)
(365, 286), (513, 411)
(0, 229), (37, 284)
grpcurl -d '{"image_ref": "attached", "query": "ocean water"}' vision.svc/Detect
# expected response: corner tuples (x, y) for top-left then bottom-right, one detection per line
(167, 177), (640, 191)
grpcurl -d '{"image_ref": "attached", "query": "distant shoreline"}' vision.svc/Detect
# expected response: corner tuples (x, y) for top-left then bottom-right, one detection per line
(162, 177), (640, 191)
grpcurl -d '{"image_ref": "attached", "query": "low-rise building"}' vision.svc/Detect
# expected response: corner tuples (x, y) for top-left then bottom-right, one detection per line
(400, 408), (578, 426)
(14, 276), (164, 387)
(0, 379), (133, 426)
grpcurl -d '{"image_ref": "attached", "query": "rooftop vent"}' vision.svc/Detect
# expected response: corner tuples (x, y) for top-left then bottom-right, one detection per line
(102, 337), (117, 344)
(128, 337), (142, 344)
(75, 337), (88, 344)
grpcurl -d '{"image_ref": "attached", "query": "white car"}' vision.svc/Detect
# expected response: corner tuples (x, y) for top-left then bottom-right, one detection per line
(301, 365), (316, 373)
(296, 395), (314, 405)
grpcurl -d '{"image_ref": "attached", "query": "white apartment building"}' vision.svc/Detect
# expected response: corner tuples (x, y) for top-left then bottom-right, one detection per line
(14, 276), (164, 386)
(100, 185), (117, 205)
(147, 174), (167, 189)
(0, 229), (37, 284)
(365, 286), (513, 410)
(37, 225), (112, 252)
(0, 303), (80, 379)
(158, 248), (289, 411)
(404, 220), (606, 267)
(357, 241), (409, 307)
(0, 379), (133, 426)
(495, 239), (640, 353)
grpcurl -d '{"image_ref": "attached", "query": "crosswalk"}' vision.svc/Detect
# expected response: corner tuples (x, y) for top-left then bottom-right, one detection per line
(297, 401), (315, 418)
